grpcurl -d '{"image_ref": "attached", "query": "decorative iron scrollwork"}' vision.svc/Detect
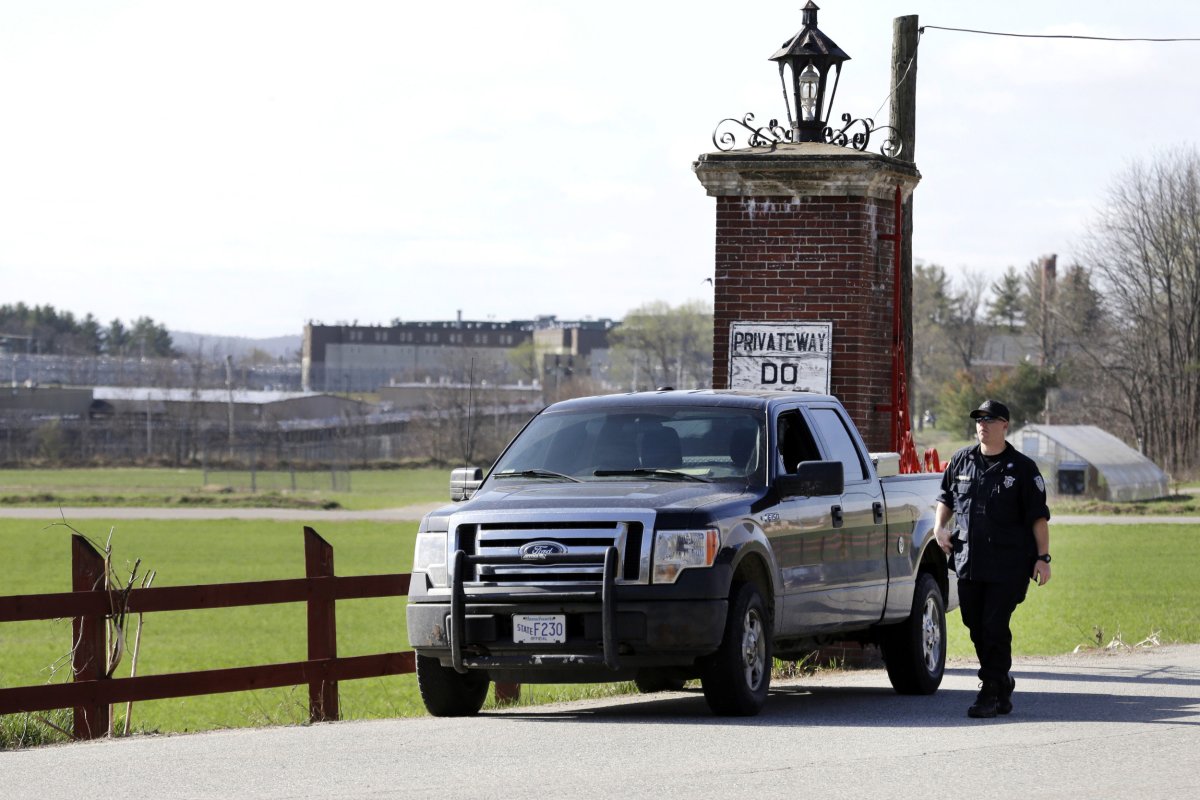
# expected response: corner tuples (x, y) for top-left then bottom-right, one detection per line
(711, 111), (902, 158)
(823, 114), (903, 158)
(712, 114), (794, 151)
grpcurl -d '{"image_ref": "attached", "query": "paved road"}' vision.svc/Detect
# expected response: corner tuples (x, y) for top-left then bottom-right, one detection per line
(3, 645), (1198, 799)
(1, 504), (1197, 526)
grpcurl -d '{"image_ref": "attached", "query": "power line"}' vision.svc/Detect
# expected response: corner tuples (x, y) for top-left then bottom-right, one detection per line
(921, 25), (1200, 43)
(870, 23), (1200, 120)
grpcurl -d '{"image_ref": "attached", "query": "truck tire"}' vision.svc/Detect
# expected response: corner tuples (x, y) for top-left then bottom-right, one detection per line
(634, 669), (687, 693)
(881, 572), (946, 695)
(701, 582), (772, 716)
(416, 654), (490, 716)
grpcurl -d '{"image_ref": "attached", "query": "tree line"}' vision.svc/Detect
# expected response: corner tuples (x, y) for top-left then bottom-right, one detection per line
(0, 303), (177, 358)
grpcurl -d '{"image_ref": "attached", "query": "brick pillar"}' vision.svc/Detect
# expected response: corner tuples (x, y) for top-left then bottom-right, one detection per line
(693, 143), (920, 451)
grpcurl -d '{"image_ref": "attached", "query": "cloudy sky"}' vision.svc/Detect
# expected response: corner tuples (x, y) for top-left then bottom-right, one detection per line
(3, 1), (1199, 339)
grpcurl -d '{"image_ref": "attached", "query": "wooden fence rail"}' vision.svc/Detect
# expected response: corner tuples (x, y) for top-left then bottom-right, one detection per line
(0, 526), (518, 739)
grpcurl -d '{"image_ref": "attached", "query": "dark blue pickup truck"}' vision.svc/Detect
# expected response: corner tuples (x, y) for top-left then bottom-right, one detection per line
(407, 390), (952, 716)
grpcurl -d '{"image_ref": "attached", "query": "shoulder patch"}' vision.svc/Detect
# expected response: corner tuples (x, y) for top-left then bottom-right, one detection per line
(1034, 476), (1045, 493)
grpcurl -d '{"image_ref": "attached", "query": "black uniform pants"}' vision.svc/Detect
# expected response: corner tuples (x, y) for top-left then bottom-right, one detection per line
(957, 578), (1030, 685)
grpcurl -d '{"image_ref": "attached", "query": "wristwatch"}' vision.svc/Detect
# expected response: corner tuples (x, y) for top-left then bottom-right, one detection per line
(1035, 553), (1052, 563)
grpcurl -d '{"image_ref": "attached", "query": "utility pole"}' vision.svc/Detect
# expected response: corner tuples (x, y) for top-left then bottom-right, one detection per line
(890, 15), (919, 388)
(225, 354), (235, 460)
(145, 391), (153, 458)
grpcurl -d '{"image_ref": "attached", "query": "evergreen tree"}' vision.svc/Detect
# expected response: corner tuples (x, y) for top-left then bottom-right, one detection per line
(987, 266), (1024, 331)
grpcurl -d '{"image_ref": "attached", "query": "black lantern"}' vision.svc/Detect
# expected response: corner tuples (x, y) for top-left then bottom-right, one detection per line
(770, 2), (850, 143)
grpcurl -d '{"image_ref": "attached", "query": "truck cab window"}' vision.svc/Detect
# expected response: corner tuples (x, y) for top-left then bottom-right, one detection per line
(776, 411), (820, 474)
(809, 408), (868, 482)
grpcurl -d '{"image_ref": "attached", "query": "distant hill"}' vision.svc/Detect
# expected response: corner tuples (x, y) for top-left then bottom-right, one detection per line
(170, 331), (302, 361)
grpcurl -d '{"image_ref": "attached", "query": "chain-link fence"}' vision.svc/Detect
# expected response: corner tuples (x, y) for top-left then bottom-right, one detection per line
(1, 353), (301, 391)
(198, 452), (352, 493)
(0, 404), (540, 476)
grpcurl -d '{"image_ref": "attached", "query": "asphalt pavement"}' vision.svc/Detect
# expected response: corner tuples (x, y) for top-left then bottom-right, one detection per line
(3, 644), (1198, 799)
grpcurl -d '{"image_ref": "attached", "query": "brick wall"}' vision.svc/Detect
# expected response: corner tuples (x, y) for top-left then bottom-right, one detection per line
(711, 193), (897, 451)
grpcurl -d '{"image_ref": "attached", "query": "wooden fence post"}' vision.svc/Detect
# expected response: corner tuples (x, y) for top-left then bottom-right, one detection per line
(494, 682), (521, 704)
(72, 535), (109, 739)
(304, 526), (338, 722)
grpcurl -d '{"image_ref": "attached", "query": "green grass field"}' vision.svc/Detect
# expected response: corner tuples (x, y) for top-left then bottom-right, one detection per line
(0, 519), (425, 736)
(4, 518), (1199, 741)
(3, 466), (1197, 514)
(0, 467), (448, 511)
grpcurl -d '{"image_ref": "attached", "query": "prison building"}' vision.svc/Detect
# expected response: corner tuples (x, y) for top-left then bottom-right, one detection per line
(301, 316), (616, 392)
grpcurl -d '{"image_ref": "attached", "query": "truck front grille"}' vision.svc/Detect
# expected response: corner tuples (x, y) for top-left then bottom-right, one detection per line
(450, 515), (651, 585)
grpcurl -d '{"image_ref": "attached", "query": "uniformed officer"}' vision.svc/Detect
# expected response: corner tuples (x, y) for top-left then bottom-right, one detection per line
(934, 399), (1051, 718)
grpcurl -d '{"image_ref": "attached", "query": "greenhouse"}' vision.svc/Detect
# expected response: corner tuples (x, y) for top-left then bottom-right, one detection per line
(1011, 424), (1169, 502)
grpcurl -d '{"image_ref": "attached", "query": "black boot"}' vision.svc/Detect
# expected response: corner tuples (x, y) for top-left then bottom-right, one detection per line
(968, 681), (1000, 718)
(996, 676), (1016, 715)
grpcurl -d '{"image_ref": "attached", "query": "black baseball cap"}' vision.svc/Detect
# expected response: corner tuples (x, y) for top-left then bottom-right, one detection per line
(970, 399), (1010, 421)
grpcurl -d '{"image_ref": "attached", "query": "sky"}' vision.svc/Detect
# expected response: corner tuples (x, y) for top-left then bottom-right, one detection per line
(3, 0), (1200, 340)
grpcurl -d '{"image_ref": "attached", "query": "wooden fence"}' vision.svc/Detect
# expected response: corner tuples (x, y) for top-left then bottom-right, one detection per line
(0, 527), (516, 739)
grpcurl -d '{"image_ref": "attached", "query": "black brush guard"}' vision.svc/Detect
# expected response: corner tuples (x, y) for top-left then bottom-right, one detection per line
(448, 547), (620, 674)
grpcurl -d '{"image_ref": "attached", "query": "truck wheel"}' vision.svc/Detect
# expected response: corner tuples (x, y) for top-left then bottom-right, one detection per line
(415, 654), (490, 716)
(634, 669), (687, 693)
(881, 572), (946, 695)
(701, 582), (772, 716)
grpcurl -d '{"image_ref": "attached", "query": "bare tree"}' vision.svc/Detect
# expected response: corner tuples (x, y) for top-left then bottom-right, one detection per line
(944, 269), (988, 371)
(911, 263), (957, 421)
(1080, 147), (1200, 476)
(609, 300), (713, 390)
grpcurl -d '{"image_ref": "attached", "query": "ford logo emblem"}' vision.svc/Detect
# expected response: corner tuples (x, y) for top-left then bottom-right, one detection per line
(520, 541), (567, 560)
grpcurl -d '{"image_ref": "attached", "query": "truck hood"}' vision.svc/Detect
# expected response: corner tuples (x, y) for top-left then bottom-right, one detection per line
(427, 480), (757, 520)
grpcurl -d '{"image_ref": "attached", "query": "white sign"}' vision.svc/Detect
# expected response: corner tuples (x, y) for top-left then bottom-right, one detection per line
(729, 321), (832, 393)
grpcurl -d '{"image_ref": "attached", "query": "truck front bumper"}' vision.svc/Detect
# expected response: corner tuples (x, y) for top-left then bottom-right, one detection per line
(407, 548), (728, 680)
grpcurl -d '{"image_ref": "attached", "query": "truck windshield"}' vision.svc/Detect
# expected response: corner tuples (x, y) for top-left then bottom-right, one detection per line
(490, 406), (765, 484)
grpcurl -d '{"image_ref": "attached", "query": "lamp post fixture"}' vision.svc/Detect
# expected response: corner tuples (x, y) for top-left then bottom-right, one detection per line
(711, 3), (898, 156)
(771, 2), (850, 143)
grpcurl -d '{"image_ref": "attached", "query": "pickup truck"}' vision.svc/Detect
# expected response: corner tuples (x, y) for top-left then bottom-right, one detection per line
(407, 389), (952, 716)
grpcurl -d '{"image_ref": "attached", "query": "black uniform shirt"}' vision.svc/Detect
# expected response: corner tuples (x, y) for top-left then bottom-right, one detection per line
(937, 442), (1051, 582)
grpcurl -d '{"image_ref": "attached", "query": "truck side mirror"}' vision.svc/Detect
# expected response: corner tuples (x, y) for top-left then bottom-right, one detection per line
(450, 467), (483, 501)
(777, 460), (844, 498)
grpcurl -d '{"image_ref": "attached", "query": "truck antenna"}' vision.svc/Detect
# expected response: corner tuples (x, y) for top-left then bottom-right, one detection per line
(464, 357), (476, 468)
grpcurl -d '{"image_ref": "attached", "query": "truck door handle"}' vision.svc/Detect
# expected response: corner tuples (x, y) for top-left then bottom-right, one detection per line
(873, 502), (884, 525)
(831, 505), (843, 528)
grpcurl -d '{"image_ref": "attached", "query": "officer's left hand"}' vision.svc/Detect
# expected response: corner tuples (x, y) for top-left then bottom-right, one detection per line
(934, 527), (954, 554)
(1032, 561), (1051, 586)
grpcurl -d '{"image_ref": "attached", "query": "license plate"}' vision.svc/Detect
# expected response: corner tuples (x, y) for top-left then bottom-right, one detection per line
(513, 614), (566, 644)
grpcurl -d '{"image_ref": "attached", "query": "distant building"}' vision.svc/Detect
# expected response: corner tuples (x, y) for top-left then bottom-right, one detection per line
(1013, 424), (1169, 502)
(378, 383), (543, 411)
(0, 386), (93, 417)
(0, 385), (367, 425)
(301, 315), (617, 392)
(90, 386), (370, 425)
(975, 333), (1039, 368)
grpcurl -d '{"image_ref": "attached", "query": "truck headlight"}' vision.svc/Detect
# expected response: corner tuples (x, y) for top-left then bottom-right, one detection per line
(413, 530), (448, 587)
(653, 528), (719, 584)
